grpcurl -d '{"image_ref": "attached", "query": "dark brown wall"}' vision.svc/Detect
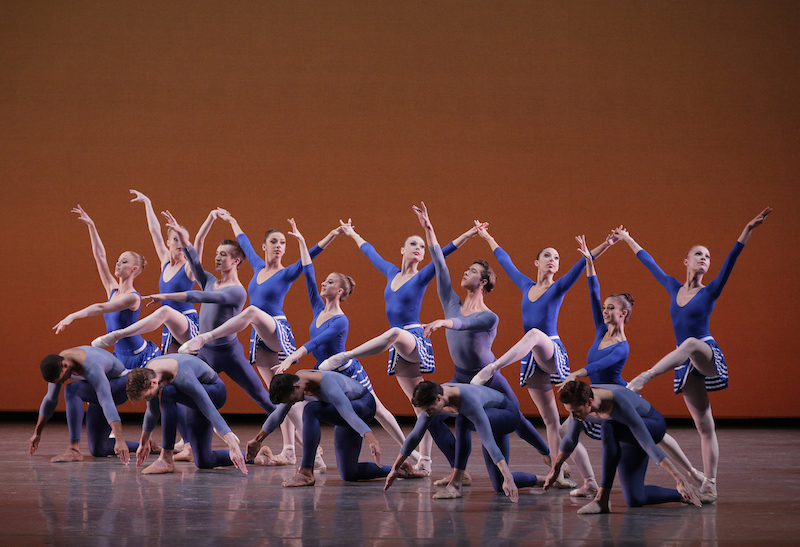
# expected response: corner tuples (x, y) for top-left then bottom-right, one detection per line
(2, 1), (798, 418)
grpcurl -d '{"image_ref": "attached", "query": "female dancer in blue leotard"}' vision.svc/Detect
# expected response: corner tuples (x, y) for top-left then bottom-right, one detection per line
(318, 218), (480, 474)
(617, 207), (771, 495)
(177, 215), (342, 466)
(468, 224), (614, 488)
(268, 220), (425, 470)
(411, 202), (550, 487)
(556, 235), (704, 496)
(54, 205), (159, 369)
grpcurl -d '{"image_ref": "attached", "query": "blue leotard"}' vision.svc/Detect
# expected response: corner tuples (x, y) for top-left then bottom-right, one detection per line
(584, 275), (629, 386)
(493, 247), (587, 383)
(103, 290), (160, 368)
(299, 263), (372, 390)
(158, 262), (199, 352)
(182, 244), (274, 414)
(637, 242), (743, 392)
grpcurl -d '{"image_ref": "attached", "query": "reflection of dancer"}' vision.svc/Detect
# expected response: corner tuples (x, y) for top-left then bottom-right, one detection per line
(385, 381), (543, 502)
(411, 202), (549, 486)
(179, 214), (342, 465)
(560, 236), (704, 492)
(247, 371), (422, 486)
(30, 347), (136, 464)
(545, 382), (714, 514)
(470, 226), (614, 489)
(54, 205), (159, 369)
(125, 354), (247, 474)
(269, 221), (422, 464)
(320, 217), (480, 474)
(620, 207), (771, 495)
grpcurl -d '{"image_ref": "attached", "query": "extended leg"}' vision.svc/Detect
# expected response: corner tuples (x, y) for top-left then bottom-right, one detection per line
(628, 338), (714, 392)
(682, 375), (718, 494)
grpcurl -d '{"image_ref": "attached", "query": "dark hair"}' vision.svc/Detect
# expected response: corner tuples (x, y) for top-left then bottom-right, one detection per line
(473, 259), (497, 294)
(558, 380), (592, 406)
(609, 293), (635, 323)
(263, 228), (283, 244)
(219, 239), (246, 266)
(333, 273), (356, 301)
(126, 367), (157, 401)
(270, 373), (300, 405)
(411, 380), (443, 408)
(40, 354), (64, 383)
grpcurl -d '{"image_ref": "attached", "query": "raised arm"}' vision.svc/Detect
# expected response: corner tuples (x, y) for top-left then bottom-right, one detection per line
(576, 235), (596, 278)
(287, 218), (311, 266)
(340, 218), (367, 248)
(614, 226), (643, 255)
(193, 208), (225, 266)
(130, 190), (169, 265)
(737, 207), (772, 245)
(53, 292), (141, 334)
(217, 208), (244, 237)
(475, 220), (500, 252)
(315, 222), (345, 250)
(412, 202), (439, 249)
(451, 221), (488, 249)
(73, 205), (115, 295)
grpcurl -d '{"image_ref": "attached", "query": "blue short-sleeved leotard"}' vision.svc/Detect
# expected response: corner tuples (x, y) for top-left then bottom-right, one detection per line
(158, 262), (200, 352)
(237, 233), (324, 363)
(104, 290), (160, 369)
(300, 263), (372, 391)
(636, 242), (743, 393)
(358, 241), (457, 375)
(493, 247), (587, 385)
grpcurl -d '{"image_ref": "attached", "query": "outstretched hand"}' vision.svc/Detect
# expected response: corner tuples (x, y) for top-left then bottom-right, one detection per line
(129, 190), (150, 204)
(384, 467), (399, 491)
(747, 207), (772, 229)
(339, 218), (358, 238)
(71, 205), (94, 226)
(136, 443), (151, 466)
(411, 202), (432, 230)
(575, 235), (592, 260)
(287, 218), (304, 242)
(161, 210), (191, 244)
(473, 220), (492, 240)
(53, 315), (73, 334)
(423, 319), (447, 338)
(29, 433), (41, 455)
(245, 438), (262, 461)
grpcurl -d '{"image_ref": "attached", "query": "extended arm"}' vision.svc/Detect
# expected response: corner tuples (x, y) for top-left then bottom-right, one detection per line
(53, 292), (141, 334)
(73, 205), (115, 294)
(193, 209), (224, 268)
(340, 218), (368, 248)
(738, 207), (772, 245)
(130, 190), (169, 264)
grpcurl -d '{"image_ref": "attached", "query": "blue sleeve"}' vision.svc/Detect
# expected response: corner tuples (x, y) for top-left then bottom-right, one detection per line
(179, 376), (231, 437)
(261, 404), (292, 435)
(432, 245), (461, 313)
(493, 247), (533, 292)
(359, 243), (398, 279)
(38, 383), (62, 418)
(303, 315), (347, 354)
(584, 344), (629, 377)
(236, 233), (266, 272)
(308, 244), (323, 261)
(84, 367), (121, 424)
(400, 413), (431, 457)
(462, 399), (505, 464)
(417, 241), (458, 284)
(588, 275), (605, 333)
(303, 264), (324, 314)
(558, 416), (583, 455)
(705, 241), (745, 299)
(613, 390), (666, 463)
(183, 245), (213, 288)
(142, 397), (160, 432)
(322, 388), (371, 437)
(555, 257), (587, 295)
(184, 286), (246, 306)
(450, 311), (499, 332)
(636, 250), (680, 293)
(278, 245), (324, 284)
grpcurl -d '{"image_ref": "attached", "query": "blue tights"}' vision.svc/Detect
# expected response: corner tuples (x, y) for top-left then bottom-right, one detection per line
(300, 393), (392, 481)
(64, 377), (138, 457)
(600, 408), (683, 507)
(198, 342), (275, 415)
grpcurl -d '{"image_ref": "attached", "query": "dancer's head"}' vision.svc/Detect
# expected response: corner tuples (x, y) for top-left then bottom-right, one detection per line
(558, 381), (593, 421)
(461, 260), (496, 294)
(535, 247), (560, 276)
(411, 380), (445, 415)
(684, 245), (711, 274)
(126, 367), (159, 401)
(215, 240), (245, 270)
(401, 235), (426, 264)
(115, 251), (146, 279)
(40, 354), (68, 384)
(321, 273), (356, 302)
(262, 229), (286, 262)
(269, 373), (302, 405)
(605, 293), (635, 324)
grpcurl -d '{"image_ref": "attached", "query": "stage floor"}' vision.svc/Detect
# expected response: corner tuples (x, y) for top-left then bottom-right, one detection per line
(2, 418), (798, 545)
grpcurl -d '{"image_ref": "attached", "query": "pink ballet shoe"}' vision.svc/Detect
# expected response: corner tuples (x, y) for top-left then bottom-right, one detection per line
(626, 370), (655, 393)
(178, 334), (210, 355)
(91, 331), (121, 348)
(570, 481), (599, 498)
(318, 352), (351, 371)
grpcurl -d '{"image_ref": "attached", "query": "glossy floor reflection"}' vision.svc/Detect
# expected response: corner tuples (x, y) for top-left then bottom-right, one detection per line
(2, 418), (799, 545)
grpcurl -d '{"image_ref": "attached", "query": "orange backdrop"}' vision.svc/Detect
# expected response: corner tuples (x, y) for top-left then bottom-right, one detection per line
(2, 1), (798, 418)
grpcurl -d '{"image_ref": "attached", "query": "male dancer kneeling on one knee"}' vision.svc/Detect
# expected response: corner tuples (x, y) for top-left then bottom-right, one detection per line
(31, 346), (137, 464)
(126, 354), (247, 475)
(544, 381), (715, 514)
(246, 370), (424, 487)
(385, 380), (543, 503)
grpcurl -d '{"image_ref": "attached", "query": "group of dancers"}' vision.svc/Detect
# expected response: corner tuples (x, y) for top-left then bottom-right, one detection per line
(31, 189), (771, 513)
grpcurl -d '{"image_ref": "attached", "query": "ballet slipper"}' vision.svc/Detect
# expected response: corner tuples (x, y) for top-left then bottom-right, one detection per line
(173, 439), (185, 452)
(272, 446), (296, 466)
(626, 370), (655, 393)
(314, 447), (326, 473)
(318, 351), (351, 371)
(562, 461), (572, 478)
(577, 499), (610, 514)
(700, 477), (717, 497)
(50, 448), (84, 463)
(148, 439), (161, 453)
(470, 366), (495, 386)
(414, 456), (432, 477)
(683, 484), (716, 505)
(178, 334), (211, 355)
(91, 331), (121, 349)
(551, 476), (578, 489)
(396, 462), (427, 479)
(570, 481), (599, 498)
(141, 458), (174, 475)
(689, 467), (706, 487)
(432, 485), (462, 500)
(253, 446), (280, 467)
(433, 471), (471, 486)
(282, 471), (315, 487)
(173, 445), (194, 462)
